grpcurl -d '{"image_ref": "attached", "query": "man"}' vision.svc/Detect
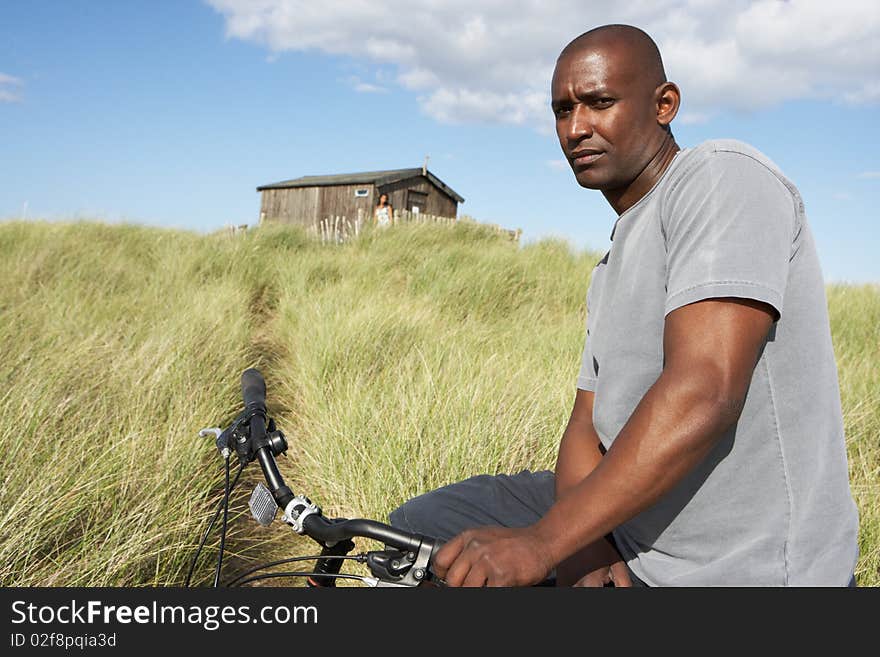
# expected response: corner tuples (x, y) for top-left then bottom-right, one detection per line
(389, 24), (859, 586)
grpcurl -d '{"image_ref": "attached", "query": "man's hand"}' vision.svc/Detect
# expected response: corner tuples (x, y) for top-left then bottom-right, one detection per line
(432, 526), (554, 587)
(557, 535), (632, 587)
(573, 560), (632, 587)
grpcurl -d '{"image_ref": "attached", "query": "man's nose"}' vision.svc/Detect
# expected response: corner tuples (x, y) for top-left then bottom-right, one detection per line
(567, 105), (593, 141)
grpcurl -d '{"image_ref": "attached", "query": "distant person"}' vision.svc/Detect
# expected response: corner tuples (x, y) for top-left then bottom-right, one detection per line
(389, 24), (859, 587)
(374, 193), (394, 228)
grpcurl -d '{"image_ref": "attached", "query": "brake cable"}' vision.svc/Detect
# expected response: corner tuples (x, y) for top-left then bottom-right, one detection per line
(213, 453), (233, 587)
(233, 571), (378, 587)
(184, 461), (245, 587)
(224, 554), (367, 587)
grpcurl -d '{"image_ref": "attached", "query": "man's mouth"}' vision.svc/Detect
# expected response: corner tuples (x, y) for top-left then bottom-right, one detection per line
(570, 149), (604, 166)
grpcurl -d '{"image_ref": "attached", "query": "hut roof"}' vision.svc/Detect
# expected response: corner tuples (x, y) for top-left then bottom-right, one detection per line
(256, 168), (464, 203)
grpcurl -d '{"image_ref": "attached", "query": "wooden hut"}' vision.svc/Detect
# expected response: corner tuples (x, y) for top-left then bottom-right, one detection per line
(256, 167), (464, 228)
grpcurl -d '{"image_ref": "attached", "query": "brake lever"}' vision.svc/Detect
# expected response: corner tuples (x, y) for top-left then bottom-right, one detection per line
(367, 539), (438, 587)
(198, 427), (230, 459)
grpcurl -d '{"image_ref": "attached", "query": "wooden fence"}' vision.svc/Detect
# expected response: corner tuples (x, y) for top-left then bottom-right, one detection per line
(226, 223), (249, 236)
(311, 210), (521, 245)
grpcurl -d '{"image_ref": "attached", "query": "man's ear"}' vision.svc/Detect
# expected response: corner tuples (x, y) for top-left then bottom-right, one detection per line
(656, 81), (680, 127)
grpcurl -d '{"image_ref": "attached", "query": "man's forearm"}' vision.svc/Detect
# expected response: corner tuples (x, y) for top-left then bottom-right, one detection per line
(554, 420), (604, 500)
(553, 395), (626, 584)
(536, 368), (742, 569)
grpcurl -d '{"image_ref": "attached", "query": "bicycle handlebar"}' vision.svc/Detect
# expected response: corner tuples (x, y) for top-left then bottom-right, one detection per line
(233, 368), (441, 584)
(241, 368), (267, 412)
(302, 514), (440, 558)
(239, 370), (295, 508)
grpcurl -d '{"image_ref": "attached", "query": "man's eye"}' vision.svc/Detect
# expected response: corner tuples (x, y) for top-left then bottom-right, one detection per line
(594, 98), (615, 108)
(554, 107), (571, 117)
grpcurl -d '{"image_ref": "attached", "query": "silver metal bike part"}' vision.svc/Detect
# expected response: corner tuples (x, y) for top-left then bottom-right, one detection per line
(341, 575), (379, 587)
(382, 539), (435, 587)
(249, 483), (278, 526)
(282, 496), (321, 534)
(198, 427), (229, 458)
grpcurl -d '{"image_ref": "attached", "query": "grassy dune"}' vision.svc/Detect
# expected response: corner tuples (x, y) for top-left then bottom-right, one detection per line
(0, 220), (876, 586)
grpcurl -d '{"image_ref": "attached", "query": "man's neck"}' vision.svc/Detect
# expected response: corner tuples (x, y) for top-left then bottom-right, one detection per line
(603, 135), (680, 215)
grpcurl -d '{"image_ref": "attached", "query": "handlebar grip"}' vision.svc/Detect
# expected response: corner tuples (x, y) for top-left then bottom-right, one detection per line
(241, 368), (266, 411)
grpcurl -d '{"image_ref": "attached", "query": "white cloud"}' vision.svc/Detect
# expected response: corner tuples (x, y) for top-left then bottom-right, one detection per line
(355, 82), (388, 94)
(419, 87), (550, 127)
(846, 81), (880, 105)
(0, 72), (23, 103)
(346, 76), (388, 94)
(206, 0), (880, 127)
(546, 159), (569, 171)
(858, 171), (880, 179)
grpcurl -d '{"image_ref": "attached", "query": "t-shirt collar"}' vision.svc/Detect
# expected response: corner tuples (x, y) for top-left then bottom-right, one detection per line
(609, 148), (687, 241)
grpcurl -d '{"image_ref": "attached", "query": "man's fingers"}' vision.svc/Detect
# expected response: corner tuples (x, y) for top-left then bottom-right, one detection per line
(573, 568), (612, 587)
(444, 550), (477, 587)
(572, 562), (632, 588)
(442, 532), (491, 587)
(462, 562), (489, 588)
(432, 533), (467, 578)
(609, 562), (633, 587)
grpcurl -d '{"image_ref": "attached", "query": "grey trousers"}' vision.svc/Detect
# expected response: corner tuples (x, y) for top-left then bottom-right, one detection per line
(389, 469), (557, 541)
(388, 468), (646, 586)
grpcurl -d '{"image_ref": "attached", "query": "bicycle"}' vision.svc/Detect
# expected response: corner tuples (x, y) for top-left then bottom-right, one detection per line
(186, 368), (443, 588)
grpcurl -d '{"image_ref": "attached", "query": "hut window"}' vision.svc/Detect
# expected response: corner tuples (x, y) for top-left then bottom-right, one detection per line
(354, 189), (369, 197)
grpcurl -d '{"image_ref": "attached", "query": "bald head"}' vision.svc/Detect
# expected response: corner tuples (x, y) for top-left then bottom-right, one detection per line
(559, 24), (667, 91)
(551, 24), (681, 210)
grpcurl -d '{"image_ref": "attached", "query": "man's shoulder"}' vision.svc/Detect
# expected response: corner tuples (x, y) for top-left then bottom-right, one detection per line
(677, 139), (791, 182)
(691, 138), (764, 156)
(669, 139), (799, 200)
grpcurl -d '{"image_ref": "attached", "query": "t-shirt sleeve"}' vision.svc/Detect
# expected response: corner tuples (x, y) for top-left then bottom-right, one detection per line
(576, 274), (599, 391)
(576, 324), (597, 391)
(662, 151), (798, 319)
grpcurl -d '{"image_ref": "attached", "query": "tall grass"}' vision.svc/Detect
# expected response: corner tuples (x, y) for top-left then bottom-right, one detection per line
(827, 284), (880, 583)
(0, 222), (261, 584)
(0, 220), (876, 586)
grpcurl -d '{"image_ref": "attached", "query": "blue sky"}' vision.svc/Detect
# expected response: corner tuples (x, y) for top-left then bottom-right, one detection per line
(1, 1), (878, 282)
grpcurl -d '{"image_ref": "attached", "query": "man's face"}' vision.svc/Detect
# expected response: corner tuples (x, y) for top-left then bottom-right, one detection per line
(551, 45), (661, 192)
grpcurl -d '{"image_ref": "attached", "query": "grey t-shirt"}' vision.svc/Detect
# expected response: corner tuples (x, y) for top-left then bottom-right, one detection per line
(577, 139), (859, 585)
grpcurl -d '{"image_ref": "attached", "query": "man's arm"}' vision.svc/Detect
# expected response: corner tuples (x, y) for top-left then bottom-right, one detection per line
(534, 297), (776, 572)
(555, 390), (602, 499)
(434, 297), (775, 586)
(554, 389), (631, 586)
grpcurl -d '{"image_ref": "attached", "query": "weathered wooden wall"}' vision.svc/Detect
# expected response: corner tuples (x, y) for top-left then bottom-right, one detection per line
(260, 175), (458, 225)
(318, 183), (377, 224)
(377, 176), (457, 217)
(260, 187), (320, 227)
(261, 183), (377, 226)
